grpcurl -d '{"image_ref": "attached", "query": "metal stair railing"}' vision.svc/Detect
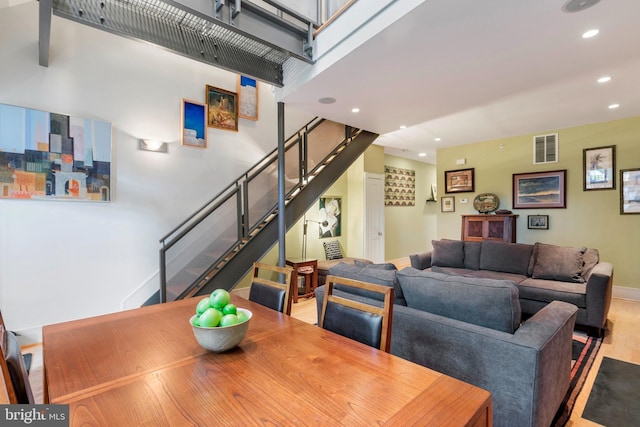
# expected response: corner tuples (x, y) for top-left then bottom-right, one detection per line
(159, 117), (363, 303)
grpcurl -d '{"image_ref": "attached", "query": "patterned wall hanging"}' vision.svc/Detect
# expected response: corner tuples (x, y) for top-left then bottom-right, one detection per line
(384, 166), (415, 206)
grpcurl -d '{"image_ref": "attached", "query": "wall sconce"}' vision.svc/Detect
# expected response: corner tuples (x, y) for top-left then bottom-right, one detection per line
(139, 139), (168, 153)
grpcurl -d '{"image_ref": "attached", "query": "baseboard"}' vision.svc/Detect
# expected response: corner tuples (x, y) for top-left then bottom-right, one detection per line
(122, 272), (160, 310)
(612, 285), (640, 301)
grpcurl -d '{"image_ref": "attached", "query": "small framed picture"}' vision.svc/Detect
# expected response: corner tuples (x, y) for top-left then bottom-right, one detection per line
(583, 145), (615, 190)
(527, 215), (549, 229)
(441, 196), (455, 212)
(206, 85), (238, 131)
(181, 99), (207, 148)
(445, 168), (474, 193)
(620, 168), (640, 214)
(237, 75), (259, 121)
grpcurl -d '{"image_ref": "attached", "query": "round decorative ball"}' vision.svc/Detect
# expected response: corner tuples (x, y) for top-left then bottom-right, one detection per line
(473, 193), (500, 214)
(190, 308), (252, 352)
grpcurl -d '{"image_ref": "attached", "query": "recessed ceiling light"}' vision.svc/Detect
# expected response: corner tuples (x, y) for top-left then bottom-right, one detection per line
(318, 97), (336, 104)
(434, 137), (441, 142)
(399, 125), (407, 129)
(562, 0), (601, 13)
(597, 76), (611, 83)
(351, 107), (360, 113)
(418, 153), (427, 157)
(582, 29), (599, 39)
(608, 103), (620, 109)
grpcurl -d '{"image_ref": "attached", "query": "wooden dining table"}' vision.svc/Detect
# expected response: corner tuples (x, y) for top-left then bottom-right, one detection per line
(43, 295), (491, 426)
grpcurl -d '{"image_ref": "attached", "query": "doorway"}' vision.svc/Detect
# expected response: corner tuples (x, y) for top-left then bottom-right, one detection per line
(364, 172), (384, 262)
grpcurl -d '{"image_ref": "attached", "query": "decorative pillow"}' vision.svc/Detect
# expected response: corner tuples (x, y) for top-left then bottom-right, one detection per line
(479, 241), (533, 275)
(532, 243), (587, 283)
(328, 263), (404, 304)
(355, 259), (397, 270)
(582, 248), (600, 279)
(431, 239), (465, 268)
(323, 240), (343, 260)
(397, 268), (521, 334)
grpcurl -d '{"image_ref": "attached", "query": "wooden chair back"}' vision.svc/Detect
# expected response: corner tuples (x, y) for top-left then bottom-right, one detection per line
(249, 262), (294, 315)
(0, 310), (34, 404)
(319, 275), (394, 352)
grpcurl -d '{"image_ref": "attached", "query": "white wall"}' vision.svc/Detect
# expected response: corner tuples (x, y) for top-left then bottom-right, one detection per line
(0, 2), (311, 341)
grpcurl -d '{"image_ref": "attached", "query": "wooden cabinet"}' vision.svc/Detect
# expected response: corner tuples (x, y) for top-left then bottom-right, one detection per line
(461, 214), (518, 243)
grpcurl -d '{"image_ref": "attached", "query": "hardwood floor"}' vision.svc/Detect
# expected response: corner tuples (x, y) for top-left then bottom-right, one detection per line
(25, 290), (638, 427)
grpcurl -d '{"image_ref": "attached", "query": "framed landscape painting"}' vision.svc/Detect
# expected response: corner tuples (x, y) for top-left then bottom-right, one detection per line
(513, 170), (566, 209)
(583, 145), (615, 190)
(206, 85), (238, 131)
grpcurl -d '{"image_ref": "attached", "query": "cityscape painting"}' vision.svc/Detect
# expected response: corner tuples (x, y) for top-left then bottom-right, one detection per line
(0, 103), (112, 201)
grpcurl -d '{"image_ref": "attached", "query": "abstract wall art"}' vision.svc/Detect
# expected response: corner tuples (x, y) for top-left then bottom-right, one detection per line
(384, 165), (415, 206)
(238, 75), (259, 121)
(0, 103), (112, 201)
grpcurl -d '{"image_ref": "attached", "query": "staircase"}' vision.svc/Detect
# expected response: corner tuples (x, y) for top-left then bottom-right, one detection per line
(146, 117), (378, 305)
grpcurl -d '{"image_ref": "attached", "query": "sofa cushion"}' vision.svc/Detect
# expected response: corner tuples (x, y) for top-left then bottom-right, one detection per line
(397, 268), (521, 334)
(463, 241), (482, 270)
(431, 239), (465, 268)
(432, 266), (528, 284)
(323, 240), (344, 260)
(328, 262), (405, 305)
(354, 259), (395, 270)
(479, 241), (533, 275)
(531, 243), (587, 283)
(582, 248), (600, 279)
(518, 278), (587, 308)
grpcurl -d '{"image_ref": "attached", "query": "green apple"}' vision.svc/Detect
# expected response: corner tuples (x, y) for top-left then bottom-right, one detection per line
(222, 303), (237, 315)
(195, 297), (211, 315)
(236, 311), (249, 324)
(198, 307), (222, 328)
(210, 289), (231, 309)
(220, 314), (239, 327)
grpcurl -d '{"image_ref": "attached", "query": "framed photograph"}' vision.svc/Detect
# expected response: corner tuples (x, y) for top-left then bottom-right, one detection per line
(181, 99), (207, 148)
(513, 170), (566, 209)
(445, 168), (475, 193)
(441, 196), (455, 212)
(206, 85), (238, 131)
(237, 75), (259, 121)
(319, 197), (341, 237)
(584, 145), (615, 190)
(620, 168), (640, 214)
(527, 215), (549, 229)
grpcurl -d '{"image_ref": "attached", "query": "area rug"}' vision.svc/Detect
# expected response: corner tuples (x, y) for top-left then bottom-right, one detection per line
(551, 332), (602, 426)
(582, 357), (640, 427)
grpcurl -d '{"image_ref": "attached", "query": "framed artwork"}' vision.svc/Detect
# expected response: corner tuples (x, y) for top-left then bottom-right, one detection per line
(181, 99), (207, 148)
(445, 168), (474, 193)
(318, 197), (341, 237)
(620, 168), (640, 214)
(0, 103), (112, 202)
(583, 145), (615, 190)
(513, 170), (566, 209)
(441, 196), (455, 212)
(237, 75), (259, 121)
(384, 165), (416, 206)
(527, 215), (549, 229)
(206, 85), (238, 131)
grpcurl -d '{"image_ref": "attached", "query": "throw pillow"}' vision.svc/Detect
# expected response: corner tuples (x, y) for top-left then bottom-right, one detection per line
(431, 239), (465, 268)
(582, 248), (600, 279)
(532, 243), (587, 283)
(479, 241), (533, 275)
(354, 259), (397, 270)
(327, 263), (404, 304)
(463, 241), (482, 270)
(323, 240), (343, 260)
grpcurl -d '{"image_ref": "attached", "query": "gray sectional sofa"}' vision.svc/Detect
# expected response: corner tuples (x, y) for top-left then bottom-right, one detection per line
(410, 239), (613, 337)
(315, 262), (578, 427)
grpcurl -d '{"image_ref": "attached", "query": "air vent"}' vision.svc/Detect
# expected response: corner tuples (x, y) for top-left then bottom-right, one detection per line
(533, 133), (558, 164)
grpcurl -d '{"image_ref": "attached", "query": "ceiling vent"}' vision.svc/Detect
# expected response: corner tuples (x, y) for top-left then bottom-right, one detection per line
(533, 133), (558, 164)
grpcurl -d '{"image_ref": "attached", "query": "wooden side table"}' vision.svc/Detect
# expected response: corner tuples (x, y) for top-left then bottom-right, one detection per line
(286, 258), (318, 303)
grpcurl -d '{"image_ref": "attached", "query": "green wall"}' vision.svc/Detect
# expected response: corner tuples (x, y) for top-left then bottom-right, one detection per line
(383, 155), (438, 260)
(436, 116), (640, 289)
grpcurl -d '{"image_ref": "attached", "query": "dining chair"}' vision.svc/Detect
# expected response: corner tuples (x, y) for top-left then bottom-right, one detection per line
(249, 262), (294, 315)
(319, 275), (394, 352)
(0, 310), (34, 404)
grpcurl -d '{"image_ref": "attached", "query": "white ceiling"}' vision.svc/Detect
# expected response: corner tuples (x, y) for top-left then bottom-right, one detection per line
(279, 0), (640, 164)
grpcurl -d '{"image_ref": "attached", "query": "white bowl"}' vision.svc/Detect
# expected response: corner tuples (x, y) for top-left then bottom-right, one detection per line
(190, 308), (252, 352)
